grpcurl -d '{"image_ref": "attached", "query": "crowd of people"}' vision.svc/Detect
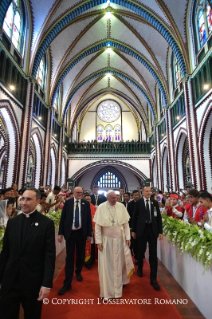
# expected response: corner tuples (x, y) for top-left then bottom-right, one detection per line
(0, 183), (212, 232)
(0, 183), (212, 318)
(77, 139), (146, 143)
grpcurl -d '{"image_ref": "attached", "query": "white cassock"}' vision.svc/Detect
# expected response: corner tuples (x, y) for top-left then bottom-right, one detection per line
(94, 201), (134, 299)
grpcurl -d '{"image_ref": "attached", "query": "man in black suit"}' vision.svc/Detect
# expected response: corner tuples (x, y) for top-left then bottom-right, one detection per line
(119, 188), (124, 202)
(128, 190), (140, 263)
(132, 186), (163, 290)
(90, 185), (107, 207)
(0, 188), (56, 319)
(122, 192), (130, 210)
(58, 187), (92, 295)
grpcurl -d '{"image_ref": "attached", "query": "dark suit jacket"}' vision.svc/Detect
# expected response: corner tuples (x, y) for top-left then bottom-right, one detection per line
(0, 211), (55, 296)
(132, 198), (162, 238)
(58, 198), (92, 240)
(127, 200), (136, 228)
(90, 194), (107, 206)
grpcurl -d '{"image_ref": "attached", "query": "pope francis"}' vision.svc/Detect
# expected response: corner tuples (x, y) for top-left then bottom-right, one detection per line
(94, 190), (134, 299)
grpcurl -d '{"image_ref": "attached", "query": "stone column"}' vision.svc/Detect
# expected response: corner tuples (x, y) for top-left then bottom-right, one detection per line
(165, 108), (176, 191)
(43, 108), (53, 186)
(183, 79), (202, 189)
(18, 79), (34, 188)
(155, 126), (162, 190)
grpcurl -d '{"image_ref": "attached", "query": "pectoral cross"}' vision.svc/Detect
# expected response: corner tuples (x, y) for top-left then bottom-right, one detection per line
(111, 218), (115, 226)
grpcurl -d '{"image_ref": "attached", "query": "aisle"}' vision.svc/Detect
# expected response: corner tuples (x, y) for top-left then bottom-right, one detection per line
(41, 260), (182, 319)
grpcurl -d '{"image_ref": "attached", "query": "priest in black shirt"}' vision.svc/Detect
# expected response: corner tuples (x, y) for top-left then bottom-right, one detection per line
(0, 188), (55, 319)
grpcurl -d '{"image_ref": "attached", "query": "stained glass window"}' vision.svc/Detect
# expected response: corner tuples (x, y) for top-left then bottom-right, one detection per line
(114, 125), (121, 141)
(97, 125), (104, 141)
(198, 9), (207, 46)
(12, 11), (21, 49)
(97, 100), (120, 122)
(105, 125), (113, 141)
(54, 90), (60, 111)
(97, 171), (121, 188)
(3, 0), (23, 52)
(206, 1), (212, 32)
(36, 56), (46, 89)
(196, 1), (212, 49)
(3, 3), (14, 38)
(174, 55), (181, 86)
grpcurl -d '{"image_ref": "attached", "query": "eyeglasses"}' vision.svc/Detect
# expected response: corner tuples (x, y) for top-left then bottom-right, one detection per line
(75, 192), (83, 194)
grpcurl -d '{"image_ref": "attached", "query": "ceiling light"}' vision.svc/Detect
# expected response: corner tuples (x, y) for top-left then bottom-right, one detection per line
(54, 134), (57, 137)
(9, 85), (15, 91)
(106, 73), (111, 78)
(176, 116), (180, 120)
(38, 116), (42, 120)
(151, 144), (154, 147)
(105, 11), (112, 19)
(203, 84), (209, 90)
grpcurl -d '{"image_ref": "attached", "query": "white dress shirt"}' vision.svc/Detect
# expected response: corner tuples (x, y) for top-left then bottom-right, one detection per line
(143, 197), (151, 222)
(72, 198), (82, 230)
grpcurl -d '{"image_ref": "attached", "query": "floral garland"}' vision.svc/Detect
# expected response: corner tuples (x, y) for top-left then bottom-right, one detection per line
(46, 210), (62, 228)
(162, 215), (212, 269)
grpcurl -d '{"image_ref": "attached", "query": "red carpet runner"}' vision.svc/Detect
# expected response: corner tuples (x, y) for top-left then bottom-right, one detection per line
(41, 260), (182, 319)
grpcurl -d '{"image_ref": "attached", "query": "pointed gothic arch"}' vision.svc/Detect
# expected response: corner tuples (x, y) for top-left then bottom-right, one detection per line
(90, 166), (127, 191)
(30, 127), (44, 188)
(199, 104), (212, 190)
(175, 128), (189, 190)
(0, 100), (20, 187)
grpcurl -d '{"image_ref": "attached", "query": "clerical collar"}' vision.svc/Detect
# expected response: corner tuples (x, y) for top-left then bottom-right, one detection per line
(22, 210), (36, 218)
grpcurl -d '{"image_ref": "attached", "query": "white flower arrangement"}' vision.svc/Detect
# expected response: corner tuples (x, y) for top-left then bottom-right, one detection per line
(162, 215), (212, 269)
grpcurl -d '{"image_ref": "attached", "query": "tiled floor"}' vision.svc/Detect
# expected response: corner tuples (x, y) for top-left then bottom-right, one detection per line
(19, 248), (205, 319)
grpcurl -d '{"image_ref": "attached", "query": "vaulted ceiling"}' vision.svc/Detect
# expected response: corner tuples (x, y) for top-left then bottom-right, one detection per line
(26, 0), (190, 131)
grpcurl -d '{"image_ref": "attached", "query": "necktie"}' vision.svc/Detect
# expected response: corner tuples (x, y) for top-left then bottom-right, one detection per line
(146, 200), (150, 223)
(75, 201), (79, 228)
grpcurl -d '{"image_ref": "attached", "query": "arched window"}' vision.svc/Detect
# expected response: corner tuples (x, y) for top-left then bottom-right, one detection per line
(105, 125), (113, 141)
(114, 125), (121, 141)
(54, 89), (60, 112)
(97, 171), (121, 188)
(172, 53), (181, 89)
(97, 125), (104, 142)
(3, 0), (24, 53)
(196, 0), (212, 49)
(36, 56), (46, 89)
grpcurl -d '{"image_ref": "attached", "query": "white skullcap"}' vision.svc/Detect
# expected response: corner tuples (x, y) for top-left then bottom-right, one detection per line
(106, 190), (115, 197)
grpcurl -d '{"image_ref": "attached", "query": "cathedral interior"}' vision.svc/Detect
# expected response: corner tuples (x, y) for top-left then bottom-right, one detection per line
(0, 0), (211, 194)
(1, 1), (212, 319)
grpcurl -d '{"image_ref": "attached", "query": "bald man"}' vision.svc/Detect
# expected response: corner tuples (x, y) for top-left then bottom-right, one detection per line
(57, 187), (92, 295)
